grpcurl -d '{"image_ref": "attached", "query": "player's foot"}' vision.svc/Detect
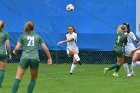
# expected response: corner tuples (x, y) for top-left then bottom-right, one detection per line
(70, 73), (73, 75)
(78, 61), (82, 65)
(112, 72), (119, 77)
(104, 67), (109, 75)
(127, 73), (135, 77)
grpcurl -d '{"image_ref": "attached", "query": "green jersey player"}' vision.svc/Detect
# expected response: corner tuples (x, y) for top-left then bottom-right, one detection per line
(11, 21), (52, 93)
(104, 24), (127, 77)
(0, 21), (11, 88)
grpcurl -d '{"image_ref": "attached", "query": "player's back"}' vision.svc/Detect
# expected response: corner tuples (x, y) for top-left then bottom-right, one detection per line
(0, 30), (9, 55)
(19, 32), (43, 59)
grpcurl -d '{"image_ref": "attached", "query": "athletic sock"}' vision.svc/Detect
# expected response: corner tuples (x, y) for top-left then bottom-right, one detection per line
(27, 80), (36, 93)
(11, 79), (21, 93)
(123, 63), (130, 74)
(114, 65), (121, 72)
(108, 64), (119, 71)
(70, 64), (77, 73)
(131, 62), (136, 74)
(0, 70), (5, 87)
(74, 54), (80, 61)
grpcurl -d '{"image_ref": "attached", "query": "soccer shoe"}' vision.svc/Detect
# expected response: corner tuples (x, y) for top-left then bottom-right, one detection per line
(112, 72), (119, 77)
(70, 73), (73, 75)
(78, 61), (82, 65)
(104, 67), (109, 75)
(127, 73), (135, 77)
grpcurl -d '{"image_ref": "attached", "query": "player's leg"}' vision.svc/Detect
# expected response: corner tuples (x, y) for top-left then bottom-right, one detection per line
(70, 58), (77, 75)
(11, 66), (26, 93)
(0, 61), (6, 87)
(12, 58), (28, 93)
(112, 57), (124, 77)
(130, 52), (140, 76)
(69, 50), (81, 65)
(27, 59), (39, 93)
(0, 55), (7, 87)
(123, 56), (130, 75)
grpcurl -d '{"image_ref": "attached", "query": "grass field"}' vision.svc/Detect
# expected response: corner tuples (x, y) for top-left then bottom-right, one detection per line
(1, 63), (140, 93)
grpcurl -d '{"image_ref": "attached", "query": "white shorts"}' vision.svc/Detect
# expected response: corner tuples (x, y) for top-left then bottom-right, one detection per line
(66, 47), (79, 56)
(125, 43), (136, 57)
(136, 50), (140, 54)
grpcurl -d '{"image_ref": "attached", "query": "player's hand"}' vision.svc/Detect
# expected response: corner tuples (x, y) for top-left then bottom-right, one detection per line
(131, 50), (136, 54)
(8, 54), (12, 60)
(47, 59), (52, 65)
(57, 41), (64, 45)
(13, 50), (16, 55)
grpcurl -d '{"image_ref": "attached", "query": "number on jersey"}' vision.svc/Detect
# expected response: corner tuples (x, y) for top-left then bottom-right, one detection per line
(27, 36), (34, 46)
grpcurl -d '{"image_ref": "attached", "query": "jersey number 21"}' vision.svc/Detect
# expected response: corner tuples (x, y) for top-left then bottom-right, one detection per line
(27, 36), (34, 46)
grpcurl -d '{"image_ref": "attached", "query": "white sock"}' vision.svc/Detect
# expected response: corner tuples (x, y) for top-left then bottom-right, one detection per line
(123, 63), (130, 74)
(131, 62), (136, 74)
(74, 54), (80, 61)
(70, 64), (77, 73)
(136, 61), (140, 66)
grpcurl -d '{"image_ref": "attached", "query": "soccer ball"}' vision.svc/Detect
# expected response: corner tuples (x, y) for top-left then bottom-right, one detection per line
(66, 4), (74, 12)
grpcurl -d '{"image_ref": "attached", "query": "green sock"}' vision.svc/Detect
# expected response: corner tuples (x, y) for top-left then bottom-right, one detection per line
(11, 79), (20, 93)
(27, 80), (36, 93)
(0, 70), (5, 87)
(114, 65), (121, 72)
(108, 64), (118, 71)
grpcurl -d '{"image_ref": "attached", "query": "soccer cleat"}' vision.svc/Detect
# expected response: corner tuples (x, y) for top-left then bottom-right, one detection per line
(112, 72), (119, 77)
(70, 73), (73, 75)
(127, 73), (135, 77)
(78, 61), (82, 65)
(104, 67), (109, 75)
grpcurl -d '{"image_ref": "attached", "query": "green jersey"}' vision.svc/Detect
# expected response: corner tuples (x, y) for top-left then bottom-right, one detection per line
(113, 30), (127, 57)
(0, 30), (10, 55)
(18, 32), (44, 59)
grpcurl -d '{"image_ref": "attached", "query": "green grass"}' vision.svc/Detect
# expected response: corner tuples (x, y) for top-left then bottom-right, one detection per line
(1, 63), (140, 93)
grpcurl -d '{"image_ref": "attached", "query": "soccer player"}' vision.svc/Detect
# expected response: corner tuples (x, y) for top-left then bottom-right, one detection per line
(123, 23), (139, 76)
(58, 25), (81, 75)
(11, 21), (52, 93)
(127, 24), (140, 76)
(0, 21), (11, 88)
(104, 24), (127, 77)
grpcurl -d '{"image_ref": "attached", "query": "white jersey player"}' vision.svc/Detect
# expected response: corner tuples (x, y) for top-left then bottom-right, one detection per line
(122, 23), (139, 76)
(58, 25), (81, 75)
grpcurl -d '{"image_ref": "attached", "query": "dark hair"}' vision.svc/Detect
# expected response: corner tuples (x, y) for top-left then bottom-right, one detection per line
(24, 21), (34, 32)
(0, 21), (4, 29)
(122, 22), (130, 33)
(68, 25), (76, 33)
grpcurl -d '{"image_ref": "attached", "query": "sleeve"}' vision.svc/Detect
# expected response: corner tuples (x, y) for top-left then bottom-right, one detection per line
(131, 32), (137, 41)
(39, 35), (45, 44)
(17, 35), (23, 44)
(5, 32), (10, 40)
(73, 33), (77, 40)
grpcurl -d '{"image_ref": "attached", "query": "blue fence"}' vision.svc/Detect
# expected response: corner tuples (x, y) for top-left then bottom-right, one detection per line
(0, 0), (136, 51)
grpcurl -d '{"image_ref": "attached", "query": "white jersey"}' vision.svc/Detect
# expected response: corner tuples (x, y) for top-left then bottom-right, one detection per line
(66, 32), (79, 54)
(125, 32), (137, 57)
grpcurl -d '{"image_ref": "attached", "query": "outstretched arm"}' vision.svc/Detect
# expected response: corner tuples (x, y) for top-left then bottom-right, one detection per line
(57, 38), (74, 45)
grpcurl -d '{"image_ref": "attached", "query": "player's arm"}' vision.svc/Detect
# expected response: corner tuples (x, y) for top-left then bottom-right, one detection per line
(6, 39), (11, 58)
(41, 43), (52, 64)
(58, 38), (74, 45)
(13, 42), (21, 55)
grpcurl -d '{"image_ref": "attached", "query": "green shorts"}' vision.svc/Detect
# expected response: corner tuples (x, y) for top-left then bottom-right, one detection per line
(0, 54), (7, 62)
(113, 49), (124, 57)
(19, 58), (40, 69)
